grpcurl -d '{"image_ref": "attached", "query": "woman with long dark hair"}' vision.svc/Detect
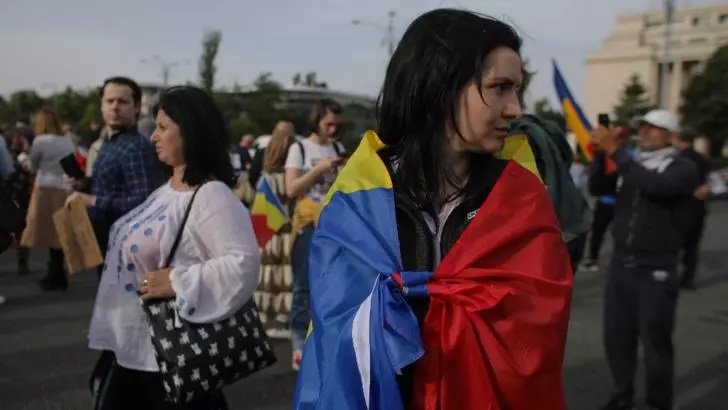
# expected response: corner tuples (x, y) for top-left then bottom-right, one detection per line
(89, 86), (260, 409)
(294, 9), (572, 410)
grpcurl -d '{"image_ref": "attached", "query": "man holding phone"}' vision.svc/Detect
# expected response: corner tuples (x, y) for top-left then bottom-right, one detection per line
(284, 99), (345, 370)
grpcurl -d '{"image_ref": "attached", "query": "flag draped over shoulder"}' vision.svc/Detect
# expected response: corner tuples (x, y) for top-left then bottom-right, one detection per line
(293, 130), (573, 410)
(250, 176), (288, 248)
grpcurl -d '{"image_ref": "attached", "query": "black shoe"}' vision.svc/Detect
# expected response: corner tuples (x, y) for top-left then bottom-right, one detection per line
(600, 395), (635, 410)
(17, 264), (30, 276)
(38, 276), (68, 291)
(680, 281), (696, 290)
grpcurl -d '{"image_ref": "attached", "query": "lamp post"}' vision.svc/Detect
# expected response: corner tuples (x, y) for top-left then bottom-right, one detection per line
(141, 56), (190, 86)
(352, 10), (397, 57)
(660, 0), (675, 109)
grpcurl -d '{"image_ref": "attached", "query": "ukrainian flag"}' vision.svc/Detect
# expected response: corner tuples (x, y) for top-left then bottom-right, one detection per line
(250, 176), (288, 248)
(553, 60), (594, 162)
(294, 131), (572, 409)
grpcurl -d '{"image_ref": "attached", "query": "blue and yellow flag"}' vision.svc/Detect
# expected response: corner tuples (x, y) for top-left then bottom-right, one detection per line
(553, 60), (594, 162)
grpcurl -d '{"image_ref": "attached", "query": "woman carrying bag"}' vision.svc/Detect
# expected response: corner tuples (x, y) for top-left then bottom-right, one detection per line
(89, 86), (273, 410)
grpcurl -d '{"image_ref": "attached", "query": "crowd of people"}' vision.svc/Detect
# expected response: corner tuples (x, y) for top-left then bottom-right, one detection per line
(0, 7), (719, 410)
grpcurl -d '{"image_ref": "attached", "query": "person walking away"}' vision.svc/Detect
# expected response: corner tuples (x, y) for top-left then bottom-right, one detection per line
(597, 110), (699, 410)
(20, 108), (75, 291)
(284, 99), (345, 370)
(675, 130), (711, 290)
(254, 120), (296, 338)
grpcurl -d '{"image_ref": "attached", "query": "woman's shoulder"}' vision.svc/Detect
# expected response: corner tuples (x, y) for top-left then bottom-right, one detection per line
(193, 180), (243, 213)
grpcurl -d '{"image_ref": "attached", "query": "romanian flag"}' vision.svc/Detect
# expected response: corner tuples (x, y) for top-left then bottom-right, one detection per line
(250, 176), (287, 248)
(293, 131), (573, 409)
(553, 60), (594, 162)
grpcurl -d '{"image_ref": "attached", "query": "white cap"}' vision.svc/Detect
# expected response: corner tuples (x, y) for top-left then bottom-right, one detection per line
(640, 109), (679, 133)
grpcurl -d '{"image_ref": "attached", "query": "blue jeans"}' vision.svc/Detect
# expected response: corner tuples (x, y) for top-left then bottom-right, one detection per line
(290, 225), (314, 352)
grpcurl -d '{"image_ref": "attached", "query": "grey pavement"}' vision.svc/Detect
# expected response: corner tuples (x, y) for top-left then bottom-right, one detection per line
(1, 203), (726, 410)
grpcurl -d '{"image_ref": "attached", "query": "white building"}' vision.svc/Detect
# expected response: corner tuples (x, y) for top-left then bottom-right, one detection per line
(584, 3), (728, 122)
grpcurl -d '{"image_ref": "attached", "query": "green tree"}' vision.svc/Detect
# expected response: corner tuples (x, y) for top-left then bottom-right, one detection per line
(8, 90), (45, 122)
(52, 86), (88, 124)
(0, 96), (11, 128)
(243, 73), (284, 135)
(613, 74), (653, 130)
(199, 30), (222, 93)
(533, 97), (566, 131)
(681, 45), (728, 157)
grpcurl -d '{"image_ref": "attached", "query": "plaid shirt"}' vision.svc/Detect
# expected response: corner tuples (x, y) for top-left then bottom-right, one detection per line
(90, 126), (161, 224)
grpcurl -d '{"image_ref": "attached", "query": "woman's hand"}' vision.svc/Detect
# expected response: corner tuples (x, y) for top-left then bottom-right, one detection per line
(138, 268), (176, 300)
(65, 191), (96, 208)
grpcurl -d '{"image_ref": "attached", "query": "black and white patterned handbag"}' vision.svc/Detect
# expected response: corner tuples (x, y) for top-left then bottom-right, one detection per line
(140, 183), (276, 403)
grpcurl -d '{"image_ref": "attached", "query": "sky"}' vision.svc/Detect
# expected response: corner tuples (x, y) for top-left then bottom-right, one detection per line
(0, 0), (719, 107)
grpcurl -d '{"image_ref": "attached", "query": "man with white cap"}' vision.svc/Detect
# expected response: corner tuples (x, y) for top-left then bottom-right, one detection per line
(595, 109), (699, 410)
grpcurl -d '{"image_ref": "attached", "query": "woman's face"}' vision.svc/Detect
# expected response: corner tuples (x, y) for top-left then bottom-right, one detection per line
(150, 108), (185, 167)
(450, 46), (523, 154)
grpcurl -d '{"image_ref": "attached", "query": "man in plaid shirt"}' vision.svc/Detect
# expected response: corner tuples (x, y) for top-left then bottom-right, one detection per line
(67, 77), (161, 258)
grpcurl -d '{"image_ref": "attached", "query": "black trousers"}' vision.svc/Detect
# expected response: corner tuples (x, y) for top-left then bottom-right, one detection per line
(681, 209), (706, 286)
(95, 359), (227, 410)
(588, 202), (614, 262)
(603, 258), (679, 409)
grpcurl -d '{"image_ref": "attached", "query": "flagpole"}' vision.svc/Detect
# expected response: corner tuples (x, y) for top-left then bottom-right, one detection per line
(660, 0), (675, 109)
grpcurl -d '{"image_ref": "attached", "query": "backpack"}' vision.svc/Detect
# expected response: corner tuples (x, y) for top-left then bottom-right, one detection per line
(509, 114), (592, 269)
(294, 140), (346, 165)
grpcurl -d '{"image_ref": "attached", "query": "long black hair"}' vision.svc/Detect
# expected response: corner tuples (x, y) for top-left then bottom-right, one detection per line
(377, 9), (522, 213)
(155, 86), (236, 187)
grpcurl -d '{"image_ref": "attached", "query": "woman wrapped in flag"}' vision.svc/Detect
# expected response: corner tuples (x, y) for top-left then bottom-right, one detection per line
(294, 9), (573, 410)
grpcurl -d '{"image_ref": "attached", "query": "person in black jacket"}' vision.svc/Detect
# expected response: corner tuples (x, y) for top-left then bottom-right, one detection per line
(675, 130), (711, 290)
(596, 109), (699, 410)
(585, 125), (629, 272)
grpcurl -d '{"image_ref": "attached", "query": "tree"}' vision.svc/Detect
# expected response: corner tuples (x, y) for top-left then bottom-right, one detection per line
(8, 90), (45, 123)
(613, 74), (653, 130)
(199, 30), (222, 93)
(292, 72), (327, 88)
(53, 86), (88, 124)
(681, 45), (728, 157)
(0, 96), (11, 128)
(533, 98), (566, 132)
(243, 72), (284, 135)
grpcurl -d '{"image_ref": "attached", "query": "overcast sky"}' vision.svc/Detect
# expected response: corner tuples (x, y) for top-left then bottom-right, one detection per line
(0, 0), (719, 107)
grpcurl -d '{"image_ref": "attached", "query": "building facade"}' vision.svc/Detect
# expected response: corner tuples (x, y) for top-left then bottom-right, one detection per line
(585, 3), (728, 123)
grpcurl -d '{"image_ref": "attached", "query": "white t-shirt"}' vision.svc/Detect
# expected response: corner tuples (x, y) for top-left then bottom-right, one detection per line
(284, 138), (344, 203)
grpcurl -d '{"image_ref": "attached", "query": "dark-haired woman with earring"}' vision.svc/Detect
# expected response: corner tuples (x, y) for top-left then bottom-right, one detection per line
(294, 9), (572, 410)
(89, 86), (260, 410)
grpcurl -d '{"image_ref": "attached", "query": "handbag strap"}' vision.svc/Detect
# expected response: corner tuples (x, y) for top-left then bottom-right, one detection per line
(163, 182), (206, 268)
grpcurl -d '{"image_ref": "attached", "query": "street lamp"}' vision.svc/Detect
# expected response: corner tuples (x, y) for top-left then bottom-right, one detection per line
(140, 55), (190, 86)
(660, 0), (675, 109)
(352, 10), (396, 57)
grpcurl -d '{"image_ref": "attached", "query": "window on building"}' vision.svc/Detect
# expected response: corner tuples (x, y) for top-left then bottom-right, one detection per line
(720, 14), (728, 24)
(692, 16), (709, 26)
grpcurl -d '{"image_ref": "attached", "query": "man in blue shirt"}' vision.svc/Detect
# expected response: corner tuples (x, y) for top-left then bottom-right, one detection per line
(67, 77), (161, 262)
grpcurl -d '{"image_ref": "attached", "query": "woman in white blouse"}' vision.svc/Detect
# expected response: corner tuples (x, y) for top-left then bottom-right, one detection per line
(89, 86), (260, 410)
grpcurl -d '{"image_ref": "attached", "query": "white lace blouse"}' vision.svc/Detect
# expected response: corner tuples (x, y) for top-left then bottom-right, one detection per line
(88, 181), (261, 372)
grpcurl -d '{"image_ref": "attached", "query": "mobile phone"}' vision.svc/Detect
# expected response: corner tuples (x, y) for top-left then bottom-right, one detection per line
(598, 113), (611, 127)
(59, 153), (85, 180)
